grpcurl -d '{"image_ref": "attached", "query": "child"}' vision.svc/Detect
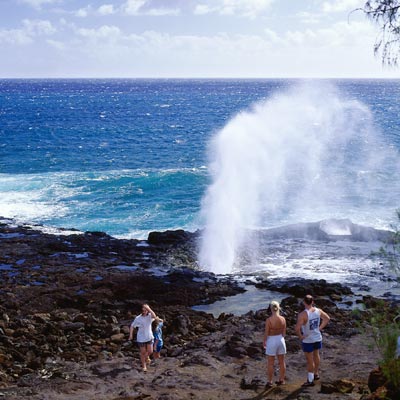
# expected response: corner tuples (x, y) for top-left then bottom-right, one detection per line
(152, 317), (164, 359)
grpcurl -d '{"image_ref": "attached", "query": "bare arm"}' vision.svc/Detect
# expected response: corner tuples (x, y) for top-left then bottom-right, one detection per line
(144, 304), (157, 319)
(295, 311), (307, 340)
(282, 317), (287, 337)
(129, 324), (134, 341)
(263, 319), (270, 348)
(319, 309), (330, 331)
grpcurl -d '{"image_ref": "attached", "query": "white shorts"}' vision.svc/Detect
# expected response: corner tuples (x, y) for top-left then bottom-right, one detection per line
(265, 334), (286, 356)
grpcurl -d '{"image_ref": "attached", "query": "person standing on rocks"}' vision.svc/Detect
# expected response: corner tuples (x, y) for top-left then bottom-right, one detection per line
(129, 303), (157, 372)
(295, 294), (331, 387)
(263, 300), (287, 387)
(152, 317), (164, 359)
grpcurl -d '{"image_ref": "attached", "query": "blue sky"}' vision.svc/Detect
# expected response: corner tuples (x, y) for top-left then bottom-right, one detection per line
(0, 0), (398, 78)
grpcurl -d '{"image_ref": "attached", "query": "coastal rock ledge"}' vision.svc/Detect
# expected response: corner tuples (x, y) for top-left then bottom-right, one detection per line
(0, 219), (395, 399)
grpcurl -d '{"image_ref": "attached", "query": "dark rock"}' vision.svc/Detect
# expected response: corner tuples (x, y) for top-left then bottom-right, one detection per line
(240, 377), (264, 390)
(60, 322), (85, 332)
(147, 230), (196, 246)
(170, 314), (191, 336)
(285, 336), (302, 352)
(168, 347), (183, 357)
(368, 368), (387, 393)
(226, 345), (248, 358)
(256, 277), (352, 299)
(180, 354), (215, 367)
(320, 382), (337, 394)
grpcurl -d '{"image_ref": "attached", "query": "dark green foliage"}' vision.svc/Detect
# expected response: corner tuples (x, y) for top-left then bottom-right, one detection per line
(362, 299), (400, 390)
(362, 1), (400, 65)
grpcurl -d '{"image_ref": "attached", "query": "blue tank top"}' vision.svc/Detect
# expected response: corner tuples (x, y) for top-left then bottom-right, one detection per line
(153, 322), (163, 345)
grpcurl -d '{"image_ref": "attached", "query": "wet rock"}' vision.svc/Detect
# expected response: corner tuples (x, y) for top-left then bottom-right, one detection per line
(147, 229), (196, 247)
(258, 219), (391, 242)
(256, 277), (352, 298)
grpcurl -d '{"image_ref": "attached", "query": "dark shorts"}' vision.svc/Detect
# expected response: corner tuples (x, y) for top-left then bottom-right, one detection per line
(137, 340), (153, 348)
(302, 341), (322, 353)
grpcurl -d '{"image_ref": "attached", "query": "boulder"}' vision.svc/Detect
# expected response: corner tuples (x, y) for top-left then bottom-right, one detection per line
(148, 230), (195, 246)
(368, 368), (387, 393)
(320, 379), (355, 394)
(110, 333), (125, 343)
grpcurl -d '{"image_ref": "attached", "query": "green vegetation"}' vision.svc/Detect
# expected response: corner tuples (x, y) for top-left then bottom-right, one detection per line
(368, 301), (400, 390)
(375, 209), (400, 274)
(364, 209), (400, 394)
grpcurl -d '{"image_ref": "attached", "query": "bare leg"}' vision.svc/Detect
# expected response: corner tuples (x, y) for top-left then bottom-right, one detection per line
(304, 351), (314, 373)
(267, 356), (275, 383)
(145, 343), (153, 364)
(139, 346), (147, 370)
(304, 350), (316, 382)
(277, 354), (286, 383)
(153, 340), (160, 359)
(313, 349), (320, 375)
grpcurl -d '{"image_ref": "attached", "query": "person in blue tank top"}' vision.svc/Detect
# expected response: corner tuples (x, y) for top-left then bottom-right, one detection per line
(295, 294), (330, 387)
(152, 317), (164, 359)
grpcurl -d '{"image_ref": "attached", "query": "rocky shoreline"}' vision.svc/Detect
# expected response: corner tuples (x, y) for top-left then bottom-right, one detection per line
(0, 219), (398, 399)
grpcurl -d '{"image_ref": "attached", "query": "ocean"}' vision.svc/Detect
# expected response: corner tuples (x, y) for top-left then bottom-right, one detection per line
(1, 78), (400, 296)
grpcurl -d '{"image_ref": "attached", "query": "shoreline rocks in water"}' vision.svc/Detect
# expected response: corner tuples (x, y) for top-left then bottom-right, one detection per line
(0, 218), (397, 399)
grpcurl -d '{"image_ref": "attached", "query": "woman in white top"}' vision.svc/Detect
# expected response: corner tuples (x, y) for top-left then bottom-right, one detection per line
(263, 300), (287, 387)
(129, 304), (157, 371)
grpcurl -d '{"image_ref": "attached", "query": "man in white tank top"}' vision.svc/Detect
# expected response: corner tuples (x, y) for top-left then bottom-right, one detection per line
(295, 294), (330, 386)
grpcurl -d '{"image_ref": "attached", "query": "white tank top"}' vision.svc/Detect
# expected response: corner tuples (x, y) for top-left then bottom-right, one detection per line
(302, 307), (322, 343)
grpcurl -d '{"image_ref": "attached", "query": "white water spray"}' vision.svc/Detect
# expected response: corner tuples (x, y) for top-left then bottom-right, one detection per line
(199, 82), (390, 274)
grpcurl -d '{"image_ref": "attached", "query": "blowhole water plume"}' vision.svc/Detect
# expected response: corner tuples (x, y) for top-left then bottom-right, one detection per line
(199, 82), (397, 274)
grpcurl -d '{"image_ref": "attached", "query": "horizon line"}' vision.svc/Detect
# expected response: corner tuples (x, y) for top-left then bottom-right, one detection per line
(1, 76), (399, 80)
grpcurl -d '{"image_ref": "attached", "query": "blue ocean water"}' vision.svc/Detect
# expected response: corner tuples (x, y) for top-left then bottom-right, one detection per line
(1, 79), (400, 242)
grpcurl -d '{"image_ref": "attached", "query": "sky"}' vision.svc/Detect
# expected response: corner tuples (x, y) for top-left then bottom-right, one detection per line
(0, 0), (399, 78)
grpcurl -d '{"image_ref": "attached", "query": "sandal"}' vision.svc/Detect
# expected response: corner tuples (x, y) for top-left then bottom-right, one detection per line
(142, 366), (147, 372)
(314, 374), (320, 381)
(302, 380), (315, 387)
(275, 380), (285, 386)
(265, 382), (273, 388)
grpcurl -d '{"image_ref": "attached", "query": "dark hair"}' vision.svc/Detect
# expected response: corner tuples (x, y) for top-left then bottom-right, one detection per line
(304, 295), (314, 305)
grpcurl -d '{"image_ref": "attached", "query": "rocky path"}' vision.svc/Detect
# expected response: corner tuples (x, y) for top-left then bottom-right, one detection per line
(0, 325), (380, 400)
